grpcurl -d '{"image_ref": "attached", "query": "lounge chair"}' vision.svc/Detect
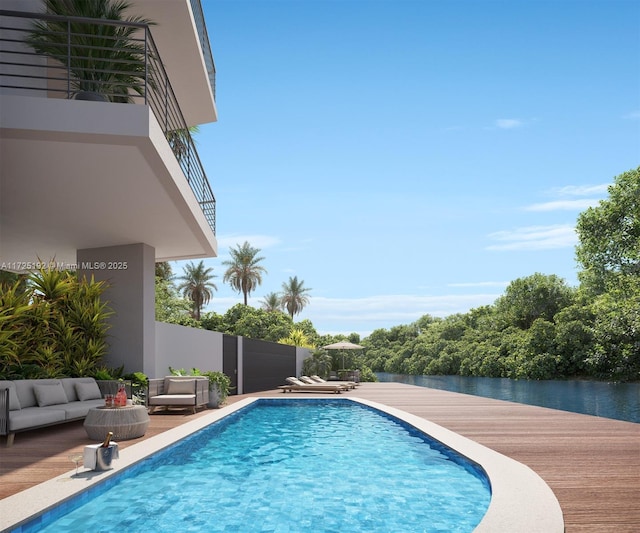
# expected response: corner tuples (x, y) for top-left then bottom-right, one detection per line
(310, 375), (358, 389)
(278, 377), (348, 394)
(299, 375), (348, 387)
(147, 376), (209, 414)
(300, 375), (356, 389)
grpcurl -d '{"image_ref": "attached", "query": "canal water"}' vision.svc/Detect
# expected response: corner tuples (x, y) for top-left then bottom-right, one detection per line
(376, 373), (640, 423)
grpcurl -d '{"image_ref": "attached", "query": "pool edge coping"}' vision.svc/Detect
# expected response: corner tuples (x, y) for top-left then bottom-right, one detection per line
(0, 396), (564, 533)
(351, 397), (564, 533)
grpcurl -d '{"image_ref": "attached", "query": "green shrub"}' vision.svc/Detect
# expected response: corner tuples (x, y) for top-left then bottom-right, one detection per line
(0, 267), (112, 379)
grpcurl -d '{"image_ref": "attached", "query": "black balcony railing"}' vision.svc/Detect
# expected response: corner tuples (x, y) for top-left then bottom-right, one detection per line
(0, 9), (216, 235)
(190, 0), (216, 100)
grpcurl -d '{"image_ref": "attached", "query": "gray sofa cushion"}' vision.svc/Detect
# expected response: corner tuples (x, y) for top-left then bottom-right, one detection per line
(61, 377), (101, 402)
(14, 379), (62, 408)
(33, 383), (69, 407)
(8, 385), (21, 410)
(43, 399), (104, 420)
(9, 407), (66, 431)
(76, 381), (102, 401)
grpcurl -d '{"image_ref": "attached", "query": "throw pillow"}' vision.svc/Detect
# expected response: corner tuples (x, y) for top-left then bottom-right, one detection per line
(76, 381), (102, 401)
(167, 379), (195, 395)
(33, 383), (69, 407)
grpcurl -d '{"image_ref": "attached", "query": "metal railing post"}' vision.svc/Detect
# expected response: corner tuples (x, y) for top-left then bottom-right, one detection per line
(144, 26), (148, 105)
(66, 19), (71, 98)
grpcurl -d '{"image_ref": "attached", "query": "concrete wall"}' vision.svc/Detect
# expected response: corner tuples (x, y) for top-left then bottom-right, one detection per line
(296, 347), (312, 376)
(77, 243), (155, 376)
(154, 326), (311, 390)
(154, 322), (223, 379)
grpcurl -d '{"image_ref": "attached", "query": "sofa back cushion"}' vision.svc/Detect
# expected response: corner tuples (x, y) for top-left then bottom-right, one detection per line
(33, 382), (69, 407)
(162, 376), (208, 394)
(166, 378), (195, 395)
(60, 377), (100, 402)
(60, 378), (78, 402)
(75, 380), (103, 401)
(0, 381), (21, 411)
(14, 379), (62, 408)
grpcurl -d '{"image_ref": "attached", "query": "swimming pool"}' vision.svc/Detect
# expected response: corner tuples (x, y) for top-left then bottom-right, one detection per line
(2, 396), (564, 533)
(14, 399), (491, 533)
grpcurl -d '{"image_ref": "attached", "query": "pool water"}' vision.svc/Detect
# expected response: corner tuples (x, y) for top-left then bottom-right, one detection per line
(22, 399), (491, 533)
(377, 373), (640, 423)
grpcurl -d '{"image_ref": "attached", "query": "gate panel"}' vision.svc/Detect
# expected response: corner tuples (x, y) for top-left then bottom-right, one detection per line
(243, 338), (295, 393)
(223, 334), (238, 395)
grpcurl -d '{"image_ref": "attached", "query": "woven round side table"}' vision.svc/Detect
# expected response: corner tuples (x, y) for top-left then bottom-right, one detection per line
(84, 405), (150, 441)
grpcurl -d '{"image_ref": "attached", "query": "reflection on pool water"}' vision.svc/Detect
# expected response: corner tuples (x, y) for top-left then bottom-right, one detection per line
(21, 399), (491, 533)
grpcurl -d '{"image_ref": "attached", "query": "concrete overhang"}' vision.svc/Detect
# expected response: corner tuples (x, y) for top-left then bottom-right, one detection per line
(133, 0), (218, 126)
(0, 95), (217, 269)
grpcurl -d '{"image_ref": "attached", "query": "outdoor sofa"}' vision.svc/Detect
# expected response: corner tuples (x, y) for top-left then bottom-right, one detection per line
(0, 377), (130, 447)
(147, 376), (209, 414)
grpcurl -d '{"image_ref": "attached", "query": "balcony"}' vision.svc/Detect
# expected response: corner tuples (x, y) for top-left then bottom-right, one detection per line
(0, 8), (217, 264)
(189, 0), (216, 100)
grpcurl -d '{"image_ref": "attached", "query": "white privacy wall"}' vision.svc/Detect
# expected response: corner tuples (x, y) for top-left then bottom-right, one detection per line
(154, 322), (223, 379)
(296, 347), (312, 376)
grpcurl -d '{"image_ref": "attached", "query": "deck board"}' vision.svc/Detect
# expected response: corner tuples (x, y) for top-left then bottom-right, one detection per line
(1, 382), (638, 532)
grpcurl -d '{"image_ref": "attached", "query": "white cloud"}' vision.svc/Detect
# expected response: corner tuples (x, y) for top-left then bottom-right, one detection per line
(495, 119), (523, 129)
(550, 184), (610, 196)
(623, 110), (640, 120)
(522, 183), (610, 212)
(299, 294), (502, 335)
(487, 224), (577, 251)
(524, 199), (601, 212)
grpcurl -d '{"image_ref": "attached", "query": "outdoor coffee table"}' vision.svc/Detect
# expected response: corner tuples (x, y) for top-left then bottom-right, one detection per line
(84, 405), (150, 441)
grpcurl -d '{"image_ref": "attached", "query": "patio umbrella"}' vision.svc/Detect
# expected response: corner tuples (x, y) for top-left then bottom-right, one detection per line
(322, 341), (364, 371)
(322, 341), (363, 350)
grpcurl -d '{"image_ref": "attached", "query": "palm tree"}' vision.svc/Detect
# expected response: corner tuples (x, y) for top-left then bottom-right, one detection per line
(222, 242), (267, 305)
(261, 292), (281, 312)
(155, 261), (173, 281)
(281, 276), (311, 318)
(177, 261), (217, 320)
(277, 328), (314, 348)
(26, 0), (155, 103)
(302, 349), (332, 378)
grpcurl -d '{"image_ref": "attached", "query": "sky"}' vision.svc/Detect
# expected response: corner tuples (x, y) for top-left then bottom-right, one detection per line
(173, 0), (639, 338)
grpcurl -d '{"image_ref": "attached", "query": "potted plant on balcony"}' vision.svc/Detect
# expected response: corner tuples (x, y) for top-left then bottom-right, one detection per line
(26, 0), (154, 102)
(166, 125), (199, 163)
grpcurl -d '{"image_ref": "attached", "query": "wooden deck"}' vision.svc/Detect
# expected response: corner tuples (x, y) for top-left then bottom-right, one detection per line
(1, 382), (638, 532)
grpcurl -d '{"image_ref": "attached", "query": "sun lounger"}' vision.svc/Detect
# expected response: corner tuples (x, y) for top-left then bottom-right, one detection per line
(310, 375), (358, 388)
(278, 377), (348, 394)
(299, 375), (354, 388)
(301, 375), (356, 389)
